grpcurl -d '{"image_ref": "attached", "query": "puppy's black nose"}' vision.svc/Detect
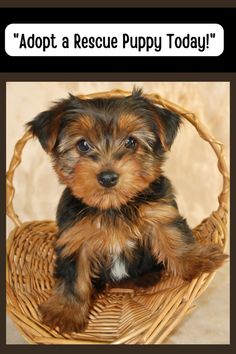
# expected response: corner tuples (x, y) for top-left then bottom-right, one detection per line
(97, 171), (119, 188)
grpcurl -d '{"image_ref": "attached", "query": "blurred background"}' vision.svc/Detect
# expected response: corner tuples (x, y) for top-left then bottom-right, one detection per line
(6, 82), (229, 344)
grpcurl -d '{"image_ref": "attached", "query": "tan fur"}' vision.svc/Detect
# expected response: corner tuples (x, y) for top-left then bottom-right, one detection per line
(51, 111), (163, 209)
(139, 201), (179, 224)
(57, 216), (142, 262)
(58, 115), (97, 153)
(55, 151), (161, 210)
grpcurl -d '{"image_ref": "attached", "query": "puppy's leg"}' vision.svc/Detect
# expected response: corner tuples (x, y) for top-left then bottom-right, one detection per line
(143, 203), (227, 281)
(152, 221), (227, 281)
(40, 246), (93, 333)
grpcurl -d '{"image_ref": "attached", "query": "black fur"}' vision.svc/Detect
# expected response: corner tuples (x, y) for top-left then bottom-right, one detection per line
(54, 247), (77, 295)
(93, 246), (164, 291)
(56, 188), (97, 232)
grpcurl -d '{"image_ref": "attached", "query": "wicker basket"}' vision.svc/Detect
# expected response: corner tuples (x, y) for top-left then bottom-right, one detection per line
(6, 89), (229, 344)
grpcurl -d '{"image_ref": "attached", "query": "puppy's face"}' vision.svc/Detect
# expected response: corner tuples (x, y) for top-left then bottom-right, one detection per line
(27, 89), (180, 209)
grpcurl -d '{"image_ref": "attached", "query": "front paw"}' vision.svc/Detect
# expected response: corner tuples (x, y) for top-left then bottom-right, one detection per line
(39, 294), (89, 333)
(180, 244), (228, 281)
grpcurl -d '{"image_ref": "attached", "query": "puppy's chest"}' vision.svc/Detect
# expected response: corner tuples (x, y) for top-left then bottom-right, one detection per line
(95, 216), (143, 250)
(95, 217), (144, 281)
(107, 240), (131, 281)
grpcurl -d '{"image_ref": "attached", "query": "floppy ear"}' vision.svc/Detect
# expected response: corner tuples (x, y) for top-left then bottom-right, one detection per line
(26, 95), (79, 153)
(131, 88), (181, 151)
(26, 109), (62, 153)
(154, 106), (181, 151)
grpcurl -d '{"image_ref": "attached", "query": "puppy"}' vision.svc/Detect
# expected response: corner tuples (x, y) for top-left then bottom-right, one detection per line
(27, 88), (227, 333)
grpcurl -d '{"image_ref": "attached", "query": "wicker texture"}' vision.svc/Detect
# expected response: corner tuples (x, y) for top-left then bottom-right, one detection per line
(6, 90), (229, 344)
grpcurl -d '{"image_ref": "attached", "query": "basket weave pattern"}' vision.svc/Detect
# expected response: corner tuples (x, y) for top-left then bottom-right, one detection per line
(6, 90), (229, 344)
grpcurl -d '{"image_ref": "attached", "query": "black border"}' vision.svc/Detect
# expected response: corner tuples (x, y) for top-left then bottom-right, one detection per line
(0, 7), (235, 72)
(0, 0), (236, 8)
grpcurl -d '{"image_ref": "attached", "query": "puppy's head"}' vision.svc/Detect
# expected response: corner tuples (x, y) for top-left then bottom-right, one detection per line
(27, 89), (181, 209)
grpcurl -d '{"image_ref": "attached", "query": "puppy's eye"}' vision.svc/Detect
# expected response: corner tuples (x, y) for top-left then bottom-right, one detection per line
(77, 139), (91, 152)
(125, 136), (136, 149)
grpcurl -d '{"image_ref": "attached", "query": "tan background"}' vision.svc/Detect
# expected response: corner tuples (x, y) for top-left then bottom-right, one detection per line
(6, 82), (230, 344)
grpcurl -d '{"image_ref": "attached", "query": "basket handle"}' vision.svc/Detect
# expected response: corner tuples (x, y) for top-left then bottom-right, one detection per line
(6, 130), (33, 226)
(6, 90), (229, 227)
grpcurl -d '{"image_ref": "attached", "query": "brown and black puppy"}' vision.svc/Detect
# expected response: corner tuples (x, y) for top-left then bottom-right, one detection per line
(27, 88), (227, 333)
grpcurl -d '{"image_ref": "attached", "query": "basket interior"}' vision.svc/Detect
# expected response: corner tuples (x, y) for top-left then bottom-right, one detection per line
(6, 214), (226, 344)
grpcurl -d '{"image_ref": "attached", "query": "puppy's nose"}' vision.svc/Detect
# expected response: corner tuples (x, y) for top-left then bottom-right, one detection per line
(97, 171), (119, 188)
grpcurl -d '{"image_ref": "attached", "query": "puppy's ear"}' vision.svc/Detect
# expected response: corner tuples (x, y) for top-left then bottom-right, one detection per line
(26, 109), (61, 153)
(131, 88), (181, 151)
(154, 106), (181, 151)
(26, 95), (78, 153)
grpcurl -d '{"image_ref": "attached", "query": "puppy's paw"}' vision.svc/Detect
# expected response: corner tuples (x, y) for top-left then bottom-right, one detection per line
(39, 294), (89, 333)
(181, 244), (228, 281)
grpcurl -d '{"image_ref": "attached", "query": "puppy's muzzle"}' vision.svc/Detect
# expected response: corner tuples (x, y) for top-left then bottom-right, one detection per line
(97, 171), (119, 188)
